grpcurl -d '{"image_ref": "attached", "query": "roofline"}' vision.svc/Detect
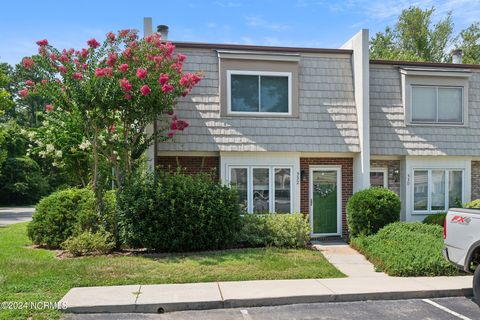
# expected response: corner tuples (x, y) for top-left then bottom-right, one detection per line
(370, 59), (480, 70)
(172, 41), (353, 54)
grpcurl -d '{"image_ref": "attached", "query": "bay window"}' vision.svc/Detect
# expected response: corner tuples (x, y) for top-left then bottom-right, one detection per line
(229, 166), (292, 213)
(413, 169), (464, 213)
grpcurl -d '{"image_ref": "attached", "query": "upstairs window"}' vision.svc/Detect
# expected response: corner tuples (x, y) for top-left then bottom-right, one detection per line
(227, 71), (291, 115)
(411, 86), (463, 124)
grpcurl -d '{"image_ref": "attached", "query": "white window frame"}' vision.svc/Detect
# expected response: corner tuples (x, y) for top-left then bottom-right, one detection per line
(226, 70), (292, 116)
(370, 168), (388, 188)
(412, 168), (465, 214)
(410, 85), (464, 125)
(228, 165), (294, 213)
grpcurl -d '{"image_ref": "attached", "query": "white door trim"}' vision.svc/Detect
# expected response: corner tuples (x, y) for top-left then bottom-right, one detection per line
(309, 165), (342, 237)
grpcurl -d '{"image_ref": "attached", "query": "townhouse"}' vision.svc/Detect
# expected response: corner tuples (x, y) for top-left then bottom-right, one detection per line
(151, 26), (480, 238)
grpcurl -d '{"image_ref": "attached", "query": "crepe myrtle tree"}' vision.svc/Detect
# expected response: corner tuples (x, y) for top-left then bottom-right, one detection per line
(19, 30), (201, 211)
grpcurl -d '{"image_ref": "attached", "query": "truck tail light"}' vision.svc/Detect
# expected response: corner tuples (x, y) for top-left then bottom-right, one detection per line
(443, 217), (447, 240)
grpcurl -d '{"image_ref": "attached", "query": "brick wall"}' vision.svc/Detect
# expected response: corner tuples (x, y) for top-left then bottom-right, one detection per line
(300, 158), (353, 238)
(157, 156), (220, 180)
(473, 161), (480, 200)
(370, 160), (401, 195)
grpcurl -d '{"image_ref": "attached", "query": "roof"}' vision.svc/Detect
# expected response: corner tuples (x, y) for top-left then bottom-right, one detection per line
(370, 59), (480, 70)
(172, 41), (353, 54)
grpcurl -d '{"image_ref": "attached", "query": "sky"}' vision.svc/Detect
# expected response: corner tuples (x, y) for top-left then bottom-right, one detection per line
(1, 0), (480, 66)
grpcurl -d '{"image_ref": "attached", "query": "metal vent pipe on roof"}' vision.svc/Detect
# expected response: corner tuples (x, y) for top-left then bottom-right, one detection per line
(157, 25), (169, 40)
(452, 49), (463, 64)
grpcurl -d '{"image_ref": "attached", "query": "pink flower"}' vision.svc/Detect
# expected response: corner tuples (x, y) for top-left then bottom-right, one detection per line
(41, 79), (48, 85)
(80, 48), (89, 59)
(87, 38), (100, 48)
(108, 123), (116, 133)
(180, 73), (202, 88)
(82, 63), (87, 70)
(95, 68), (106, 77)
(60, 55), (69, 63)
(167, 132), (175, 139)
(67, 48), (74, 55)
(170, 62), (183, 73)
(162, 83), (174, 93)
(181, 90), (189, 97)
(177, 120), (189, 130)
(124, 93), (132, 100)
(72, 72), (83, 80)
(106, 52), (117, 66)
(153, 55), (163, 64)
(106, 32), (116, 42)
(136, 68), (147, 79)
(170, 120), (177, 130)
(123, 47), (132, 58)
(140, 84), (151, 96)
(177, 53), (187, 62)
(167, 110), (174, 115)
(58, 65), (67, 74)
(45, 104), (53, 112)
(18, 88), (29, 98)
(158, 73), (169, 85)
(118, 63), (128, 73)
(36, 39), (48, 46)
(103, 67), (113, 77)
(49, 53), (57, 61)
(22, 58), (34, 69)
(119, 29), (130, 38)
(25, 80), (35, 86)
(119, 78), (132, 92)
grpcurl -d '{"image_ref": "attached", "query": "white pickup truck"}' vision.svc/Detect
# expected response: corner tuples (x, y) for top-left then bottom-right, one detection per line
(443, 208), (480, 303)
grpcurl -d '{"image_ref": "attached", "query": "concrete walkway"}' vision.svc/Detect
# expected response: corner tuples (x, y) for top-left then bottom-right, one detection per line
(0, 207), (35, 226)
(312, 240), (387, 277)
(60, 276), (473, 313)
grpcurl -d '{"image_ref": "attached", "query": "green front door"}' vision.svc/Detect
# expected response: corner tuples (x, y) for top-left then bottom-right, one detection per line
(312, 169), (339, 234)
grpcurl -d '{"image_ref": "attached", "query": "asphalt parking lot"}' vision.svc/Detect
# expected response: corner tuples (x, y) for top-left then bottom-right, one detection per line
(0, 207), (34, 226)
(65, 296), (479, 320)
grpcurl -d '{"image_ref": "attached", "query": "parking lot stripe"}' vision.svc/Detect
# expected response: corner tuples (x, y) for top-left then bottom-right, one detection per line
(422, 299), (472, 320)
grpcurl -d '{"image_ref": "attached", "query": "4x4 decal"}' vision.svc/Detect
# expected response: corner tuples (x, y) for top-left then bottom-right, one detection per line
(451, 215), (472, 225)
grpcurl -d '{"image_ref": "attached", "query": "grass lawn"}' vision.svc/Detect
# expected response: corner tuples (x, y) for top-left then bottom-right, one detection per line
(350, 221), (459, 277)
(0, 223), (344, 320)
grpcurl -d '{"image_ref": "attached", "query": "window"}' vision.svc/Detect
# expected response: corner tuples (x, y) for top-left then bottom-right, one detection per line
(227, 71), (291, 115)
(370, 169), (388, 188)
(229, 166), (292, 213)
(413, 169), (463, 213)
(411, 86), (463, 124)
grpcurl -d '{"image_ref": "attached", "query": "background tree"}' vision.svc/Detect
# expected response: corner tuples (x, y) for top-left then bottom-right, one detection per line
(370, 6), (454, 62)
(455, 22), (480, 64)
(0, 64), (15, 118)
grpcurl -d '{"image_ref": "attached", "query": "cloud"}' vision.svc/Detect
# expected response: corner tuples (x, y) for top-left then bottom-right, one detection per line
(214, 1), (241, 7)
(245, 16), (290, 30)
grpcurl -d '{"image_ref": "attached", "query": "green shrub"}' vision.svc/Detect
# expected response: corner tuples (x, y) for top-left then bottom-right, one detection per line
(27, 188), (116, 248)
(464, 199), (480, 209)
(351, 222), (458, 276)
(0, 156), (48, 205)
(422, 213), (447, 227)
(61, 230), (115, 256)
(240, 213), (311, 248)
(346, 187), (401, 237)
(117, 172), (242, 252)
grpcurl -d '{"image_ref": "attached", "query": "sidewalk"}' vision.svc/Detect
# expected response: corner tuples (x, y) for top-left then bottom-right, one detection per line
(59, 240), (473, 314)
(0, 207), (35, 226)
(60, 276), (473, 313)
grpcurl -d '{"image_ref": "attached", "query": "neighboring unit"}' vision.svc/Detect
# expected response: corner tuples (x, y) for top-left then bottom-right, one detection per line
(153, 26), (480, 239)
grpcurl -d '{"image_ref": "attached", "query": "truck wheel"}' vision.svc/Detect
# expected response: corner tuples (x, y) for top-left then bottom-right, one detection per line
(474, 267), (480, 306)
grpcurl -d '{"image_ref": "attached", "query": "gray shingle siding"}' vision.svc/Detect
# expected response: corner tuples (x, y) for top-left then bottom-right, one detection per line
(158, 48), (360, 153)
(370, 64), (480, 156)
